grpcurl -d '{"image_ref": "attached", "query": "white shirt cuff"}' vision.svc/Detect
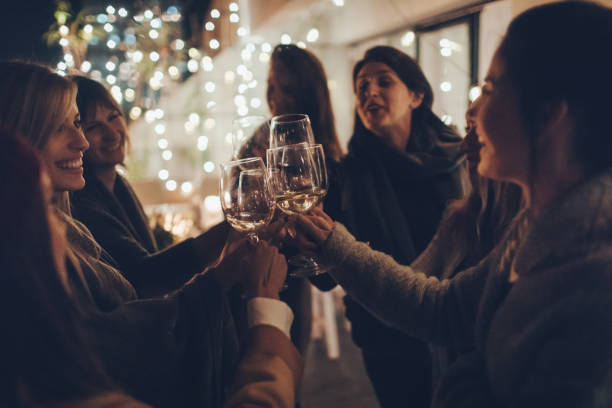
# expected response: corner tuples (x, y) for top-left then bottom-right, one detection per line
(247, 297), (294, 339)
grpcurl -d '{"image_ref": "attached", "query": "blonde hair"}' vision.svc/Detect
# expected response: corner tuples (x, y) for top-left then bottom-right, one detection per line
(0, 61), (137, 309)
(0, 61), (76, 150)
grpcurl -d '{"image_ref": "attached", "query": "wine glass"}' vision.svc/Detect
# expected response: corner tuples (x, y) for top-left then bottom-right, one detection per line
(266, 143), (328, 277)
(266, 143), (319, 216)
(231, 115), (269, 160)
(219, 157), (274, 242)
(269, 113), (315, 150)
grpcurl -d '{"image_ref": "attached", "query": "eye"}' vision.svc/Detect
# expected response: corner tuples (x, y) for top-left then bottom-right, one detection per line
(378, 76), (392, 87)
(109, 111), (120, 121)
(74, 119), (82, 129)
(357, 80), (368, 93)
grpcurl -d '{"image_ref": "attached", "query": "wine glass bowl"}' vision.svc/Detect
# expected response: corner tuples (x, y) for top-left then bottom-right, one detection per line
(266, 143), (319, 216)
(219, 157), (274, 241)
(269, 114), (315, 149)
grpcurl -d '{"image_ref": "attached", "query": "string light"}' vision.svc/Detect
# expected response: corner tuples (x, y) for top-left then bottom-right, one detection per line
(151, 18), (162, 29)
(197, 136), (209, 151)
(165, 180), (177, 191)
(118, 8), (128, 17)
(154, 123), (166, 135)
(181, 182), (193, 194)
(83, 24), (93, 34)
(187, 59), (199, 72)
(144, 10), (154, 19)
(149, 29), (159, 39)
(168, 65), (180, 79)
(158, 169), (169, 180)
(59, 38), (69, 47)
(306, 28), (319, 42)
(229, 13), (239, 23)
(205, 21), (215, 31)
(250, 97), (262, 108)
(80, 61), (92, 73)
(129, 107), (142, 120)
(203, 161), (215, 173)
(106, 5), (116, 14)
(106, 39), (117, 48)
(229, 2), (239, 12)
(104, 23), (113, 32)
(210, 9), (220, 18)
(237, 27), (247, 37)
(59, 25), (69, 36)
(145, 110), (156, 123)
(469, 86), (482, 102)
(209, 39), (220, 49)
(124, 88), (135, 102)
(188, 113), (200, 125)
(149, 51), (160, 62)
(204, 82), (216, 93)
(173, 39), (185, 50)
(106, 74), (116, 84)
(281, 34), (291, 44)
(401, 31), (415, 47)
(162, 150), (173, 160)
(157, 138), (169, 149)
(440, 81), (452, 92)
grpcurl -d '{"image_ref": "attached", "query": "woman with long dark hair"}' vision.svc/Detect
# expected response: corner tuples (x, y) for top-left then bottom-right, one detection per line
(323, 45), (468, 408)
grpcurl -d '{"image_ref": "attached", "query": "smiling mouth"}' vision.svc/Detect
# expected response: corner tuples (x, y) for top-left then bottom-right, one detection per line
(56, 158), (83, 170)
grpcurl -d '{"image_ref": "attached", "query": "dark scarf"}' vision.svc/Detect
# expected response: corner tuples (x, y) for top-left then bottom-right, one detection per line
(341, 111), (466, 264)
(78, 166), (158, 254)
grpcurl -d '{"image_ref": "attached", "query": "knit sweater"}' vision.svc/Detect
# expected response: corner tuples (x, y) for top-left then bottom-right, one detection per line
(319, 167), (612, 407)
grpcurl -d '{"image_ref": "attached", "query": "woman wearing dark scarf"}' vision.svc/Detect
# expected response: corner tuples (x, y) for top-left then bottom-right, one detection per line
(70, 76), (228, 298)
(323, 46), (468, 408)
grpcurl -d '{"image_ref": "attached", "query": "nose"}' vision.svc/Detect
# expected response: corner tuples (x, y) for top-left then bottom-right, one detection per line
(69, 127), (89, 152)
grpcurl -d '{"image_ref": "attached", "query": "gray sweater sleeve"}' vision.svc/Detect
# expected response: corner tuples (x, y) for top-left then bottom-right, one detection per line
(319, 223), (489, 348)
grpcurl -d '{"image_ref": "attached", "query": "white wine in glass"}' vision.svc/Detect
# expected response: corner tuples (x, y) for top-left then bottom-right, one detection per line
(219, 157), (274, 241)
(266, 143), (318, 216)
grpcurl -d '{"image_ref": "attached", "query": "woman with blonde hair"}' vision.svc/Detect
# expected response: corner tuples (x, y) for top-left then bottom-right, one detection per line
(0, 60), (301, 408)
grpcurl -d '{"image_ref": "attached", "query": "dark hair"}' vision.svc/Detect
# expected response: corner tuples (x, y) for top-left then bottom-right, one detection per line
(0, 133), (114, 405)
(497, 1), (612, 173)
(440, 177), (523, 267)
(351, 45), (451, 150)
(72, 75), (124, 125)
(270, 44), (343, 161)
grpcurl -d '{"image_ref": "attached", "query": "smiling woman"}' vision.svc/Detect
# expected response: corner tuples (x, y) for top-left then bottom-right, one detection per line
(70, 76), (230, 298)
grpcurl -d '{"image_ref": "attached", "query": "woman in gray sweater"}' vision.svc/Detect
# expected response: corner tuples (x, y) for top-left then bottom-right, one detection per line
(295, 2), (612, 406)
